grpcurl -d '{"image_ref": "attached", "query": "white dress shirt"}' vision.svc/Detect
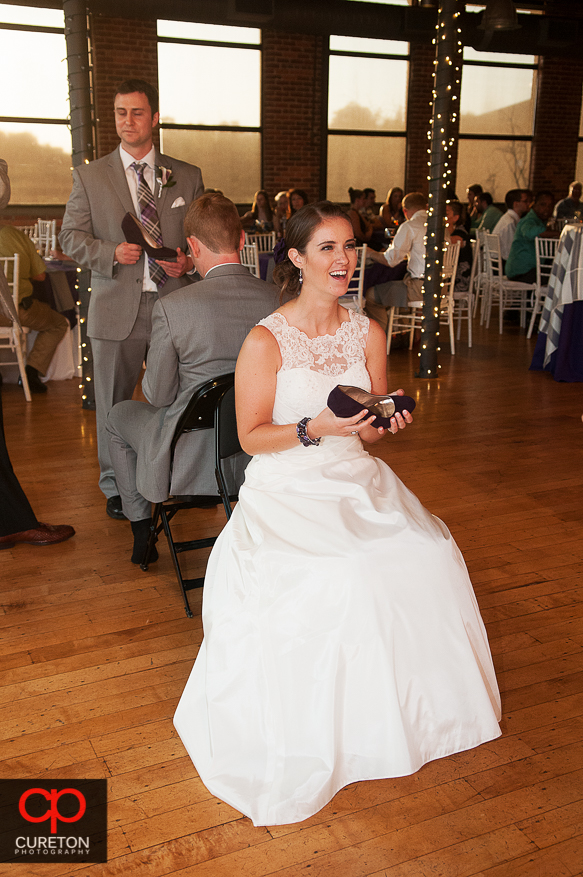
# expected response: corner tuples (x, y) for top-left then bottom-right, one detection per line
(383, 209), (427, 278)
(120, 144), (158, 291)
(492, 209), (519, 261)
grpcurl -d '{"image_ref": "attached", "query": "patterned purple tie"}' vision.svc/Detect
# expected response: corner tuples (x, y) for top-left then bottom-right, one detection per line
(131, 161), (167, 287)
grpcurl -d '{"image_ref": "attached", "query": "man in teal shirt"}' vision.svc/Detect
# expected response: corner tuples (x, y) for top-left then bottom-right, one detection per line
(476, 192), (502, 234)
(505, 191), (555, 282)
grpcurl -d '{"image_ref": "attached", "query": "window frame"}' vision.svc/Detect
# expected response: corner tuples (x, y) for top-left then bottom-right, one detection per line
(457, 51), (538, 196)
(0, 19), (70, 132)
(326, 36), (410, 200)
(156, 27), (262, 200)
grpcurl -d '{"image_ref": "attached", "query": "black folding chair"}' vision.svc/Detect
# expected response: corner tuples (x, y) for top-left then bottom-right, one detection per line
(141, 372), (242, 617)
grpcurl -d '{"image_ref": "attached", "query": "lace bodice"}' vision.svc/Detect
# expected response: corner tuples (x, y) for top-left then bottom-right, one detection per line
(258, 310), (369, 376)
(257, 310), (371, 426)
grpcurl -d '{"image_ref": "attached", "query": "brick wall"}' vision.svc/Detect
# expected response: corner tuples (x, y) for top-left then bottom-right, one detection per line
(261, 29), (326, 201)
(530, 55), (583, 197)
(405, 41), (435, 196)
(90, 15), (159, 158)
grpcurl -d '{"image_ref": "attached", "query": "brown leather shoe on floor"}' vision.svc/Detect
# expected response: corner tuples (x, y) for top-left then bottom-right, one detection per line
(0, 523), (75, 548)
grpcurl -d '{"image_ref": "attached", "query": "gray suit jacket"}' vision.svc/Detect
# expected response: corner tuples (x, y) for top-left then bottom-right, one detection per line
(133, 263), (280, 502)
(59, 147), (204, 341)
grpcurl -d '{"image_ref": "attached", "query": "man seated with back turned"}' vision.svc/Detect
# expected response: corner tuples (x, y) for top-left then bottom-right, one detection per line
(106, 193), (280, 564)
(365, 191), (427, 331)
(505, 190), (555, 284)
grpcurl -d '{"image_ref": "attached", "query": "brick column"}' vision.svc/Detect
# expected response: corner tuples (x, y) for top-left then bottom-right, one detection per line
(262, 30), (327, 201)
(530, 54), (583, 196)
(90, 16), (159, 158)
(405, 41), (435, 196)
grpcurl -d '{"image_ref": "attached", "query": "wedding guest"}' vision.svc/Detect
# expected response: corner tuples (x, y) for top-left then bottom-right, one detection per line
(0, 355), (74, 548)
(106, 193), (280, 564)
(506, 191), (555, 283)
(240, 189), (274, 231)
(554, 181), (582, 222)
(361, 188), (384, 229)
(286, 188), (309, 219)
(466, 183), (483, 231)
(365, 192), (427, 330)
(347, 188), (374, 246)
(445, 201), (472, 292)
(475, 192), (502, 235)
(273, 191), (288, 237)
(0, 161), (68, 394)
(380, 186), (405, 230)
(492, 189), (530, 263)
(59, 79), (204, 522)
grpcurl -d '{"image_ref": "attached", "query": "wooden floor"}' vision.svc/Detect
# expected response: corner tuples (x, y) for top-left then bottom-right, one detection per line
(1, 320), (583, 877)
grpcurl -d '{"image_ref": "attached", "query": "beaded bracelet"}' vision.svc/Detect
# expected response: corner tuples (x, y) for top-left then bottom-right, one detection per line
(296, 417), (321, 447)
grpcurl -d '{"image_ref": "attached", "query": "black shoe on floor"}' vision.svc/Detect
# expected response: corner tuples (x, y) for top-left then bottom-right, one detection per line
(106, 495), (127, 520)
(24, 365), (47, 394)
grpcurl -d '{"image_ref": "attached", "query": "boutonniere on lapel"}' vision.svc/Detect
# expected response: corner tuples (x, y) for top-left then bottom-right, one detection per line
(156, 166), (176, 198)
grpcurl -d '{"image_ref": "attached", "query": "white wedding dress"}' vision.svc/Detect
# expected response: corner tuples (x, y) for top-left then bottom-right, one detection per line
(174, 310), (501, 827)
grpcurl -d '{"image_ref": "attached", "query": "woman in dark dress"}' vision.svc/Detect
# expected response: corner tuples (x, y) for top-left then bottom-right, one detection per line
(446, 200), (473, 292)
(347, 187), (374, 246)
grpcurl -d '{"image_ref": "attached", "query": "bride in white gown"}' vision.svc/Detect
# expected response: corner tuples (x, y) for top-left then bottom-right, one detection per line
(174, 202), (501, 827)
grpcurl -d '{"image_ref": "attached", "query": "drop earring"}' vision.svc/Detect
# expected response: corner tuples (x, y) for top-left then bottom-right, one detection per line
(299, 268), (303, 285)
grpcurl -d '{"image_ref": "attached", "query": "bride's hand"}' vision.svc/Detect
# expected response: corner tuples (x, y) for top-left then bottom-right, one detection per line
(307, 407), (375, 440)
(308, 400), (413, 442)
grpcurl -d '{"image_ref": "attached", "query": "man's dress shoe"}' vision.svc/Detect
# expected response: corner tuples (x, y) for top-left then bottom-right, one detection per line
(22, 365), (47, 394)
(0, 523), (75, 549)
(106, 495), (127, 520)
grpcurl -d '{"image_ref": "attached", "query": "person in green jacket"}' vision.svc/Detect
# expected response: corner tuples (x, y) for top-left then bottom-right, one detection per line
(505, 191), (555, 283)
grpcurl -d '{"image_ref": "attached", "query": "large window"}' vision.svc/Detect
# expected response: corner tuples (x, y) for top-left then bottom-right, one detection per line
(157, 21), (261, 203)
(457, 46), (537, 202)
(0, 4), (72, 204)
(327, 35), (408, 202)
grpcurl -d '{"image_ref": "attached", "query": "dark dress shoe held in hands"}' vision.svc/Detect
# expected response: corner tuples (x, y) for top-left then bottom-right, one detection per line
(106, 495), (127, 520)
(327, 384), (416, 429)
(122, 213), (178, 261)
(0, 522), (75, 549)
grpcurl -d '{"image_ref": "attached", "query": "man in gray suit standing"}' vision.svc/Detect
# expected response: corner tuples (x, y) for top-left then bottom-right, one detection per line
(106, 192), (280, 563)
(59, 79), (204, 520)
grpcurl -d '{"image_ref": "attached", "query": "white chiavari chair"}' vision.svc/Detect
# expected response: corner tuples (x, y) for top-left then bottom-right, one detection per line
(527, 236), (560, 339)
(483, 233), (536, 333)
(338, 244), (368, 314)
(245, 231), (276, 253)
(240, 242), (260, 278)
(0, 255), (31, 400)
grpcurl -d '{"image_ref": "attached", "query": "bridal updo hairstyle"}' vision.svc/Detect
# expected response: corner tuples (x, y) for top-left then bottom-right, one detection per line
(184, 192), (242, 253)
(273, 201), (352, 298)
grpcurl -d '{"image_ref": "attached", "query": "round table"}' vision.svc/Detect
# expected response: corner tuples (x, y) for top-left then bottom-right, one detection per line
(530, 223), (583, 381)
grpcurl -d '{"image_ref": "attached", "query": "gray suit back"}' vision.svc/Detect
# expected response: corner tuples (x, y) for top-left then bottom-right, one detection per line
(135, 263), (281, 502)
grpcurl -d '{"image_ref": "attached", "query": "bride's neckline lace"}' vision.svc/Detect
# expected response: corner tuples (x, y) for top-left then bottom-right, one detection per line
(259, 309), (369, 377)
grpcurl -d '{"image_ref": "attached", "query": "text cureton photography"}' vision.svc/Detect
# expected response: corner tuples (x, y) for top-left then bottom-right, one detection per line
(0, 779), (107, 864)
